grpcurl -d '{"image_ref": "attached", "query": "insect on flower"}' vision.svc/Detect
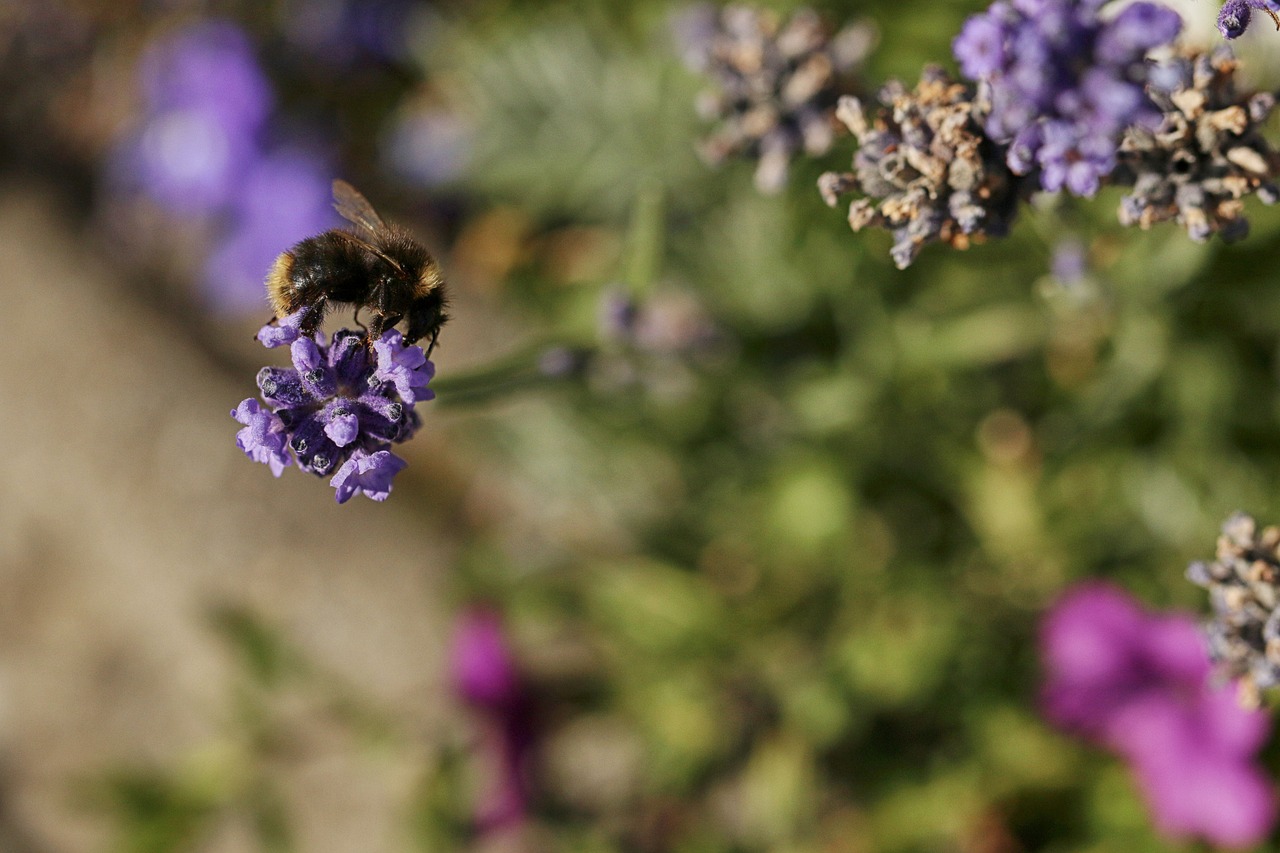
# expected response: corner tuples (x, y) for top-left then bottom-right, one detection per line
(265, 179), (450, 355)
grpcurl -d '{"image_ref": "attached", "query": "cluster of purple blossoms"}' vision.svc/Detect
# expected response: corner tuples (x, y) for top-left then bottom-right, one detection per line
(231, 312), (434, 503)
(109, 21), (338, 311)
(953, 0), (1182, 197)
(114, 21), (272, 215)
(1041, 583), (1275, 848)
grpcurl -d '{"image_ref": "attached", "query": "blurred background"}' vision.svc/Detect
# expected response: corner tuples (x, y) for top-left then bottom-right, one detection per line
(6, 0), (1280, 850)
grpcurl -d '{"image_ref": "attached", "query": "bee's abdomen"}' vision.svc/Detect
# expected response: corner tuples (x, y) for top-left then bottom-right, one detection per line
(266, 231), (372, 317)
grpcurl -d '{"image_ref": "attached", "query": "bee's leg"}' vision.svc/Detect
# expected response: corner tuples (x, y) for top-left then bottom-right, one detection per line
(351, 306), (368, 335)
(296, 301), (328, 337)
(366, 282), (403, 346)
(425, 328), (441, 360)
(367, 313), (402, 347)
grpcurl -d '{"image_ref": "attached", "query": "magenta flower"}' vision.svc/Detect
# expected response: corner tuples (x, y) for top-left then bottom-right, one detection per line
(1041, 583), (1276, 848)
(448, 608), (533, 835)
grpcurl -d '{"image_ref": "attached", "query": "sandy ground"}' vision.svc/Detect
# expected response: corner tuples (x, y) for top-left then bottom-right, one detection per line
(0, 184), (462, 852)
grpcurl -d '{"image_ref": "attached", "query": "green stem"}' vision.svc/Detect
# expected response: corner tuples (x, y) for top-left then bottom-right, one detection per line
(622, 181), (666, 296)
(431, 342), (584, 407)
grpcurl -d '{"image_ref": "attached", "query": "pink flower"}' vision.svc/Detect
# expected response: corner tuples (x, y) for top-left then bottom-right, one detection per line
(1041, 583), (1276, 848)
(450, 609), (521, 711)
(448, 608), (533, 835)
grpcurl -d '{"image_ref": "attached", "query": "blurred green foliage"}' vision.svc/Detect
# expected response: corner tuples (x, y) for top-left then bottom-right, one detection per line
(85, 0), (1280, 849)
(422, 1), (1280, 850)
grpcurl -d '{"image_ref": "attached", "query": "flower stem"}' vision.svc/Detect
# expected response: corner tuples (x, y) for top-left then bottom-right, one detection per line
(431, 342), (582, 407)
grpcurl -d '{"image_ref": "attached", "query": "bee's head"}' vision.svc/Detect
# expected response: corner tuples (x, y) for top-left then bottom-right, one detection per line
(405, 286), (449, 349)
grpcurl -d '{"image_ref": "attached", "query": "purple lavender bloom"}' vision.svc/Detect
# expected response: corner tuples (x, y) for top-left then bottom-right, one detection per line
(139, 22), (273, 130)
(203, 148), (339, 312)
(233, 312), (433, 503)
(1219, 0), (1280, 39)
(1041, 583), (1276, 847)
(953, 0), (1182, 196)
(117, 21), (273, 215)
(953, 14), (1007, 78)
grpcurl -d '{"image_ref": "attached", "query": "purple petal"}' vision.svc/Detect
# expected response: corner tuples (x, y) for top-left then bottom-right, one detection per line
(954, 14), (1008, 79)
(231, 398), (291, 477)
(1122, 699), (1275, 848)
(329, 448), (408, 503)
(257, 310), (306, 348)
(1041, 583), (1277, 847)
(324, 410), (360, 447)
(1097, 4), (1182, 63)
(373, 330), (435, 404)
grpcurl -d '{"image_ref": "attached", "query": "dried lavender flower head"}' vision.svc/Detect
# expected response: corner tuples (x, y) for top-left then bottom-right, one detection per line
(952, 0), (1182, 197)
(817, 66), (1027, 269)
(676, 3), (875, 193)
(1116, 48), (1280, 243)
(231, 311), (434, 503)
(1187, 511), (1280, 706)
(1218, 0), (1280, 39)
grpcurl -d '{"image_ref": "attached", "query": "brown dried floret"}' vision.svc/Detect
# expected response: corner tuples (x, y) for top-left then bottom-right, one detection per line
(1117, 48), (1280, 242)
(817, 66), (1027, 269)
(677, 4), (875, 193)
(1187, 512), (1280, 706)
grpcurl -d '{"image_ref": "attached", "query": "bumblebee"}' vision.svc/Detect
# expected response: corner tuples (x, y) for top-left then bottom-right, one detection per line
(266, 180), (449, 354)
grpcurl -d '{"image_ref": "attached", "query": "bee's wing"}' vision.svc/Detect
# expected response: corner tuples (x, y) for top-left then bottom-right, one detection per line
(332, 179), (387, 237)
(331, 229), (406, 275)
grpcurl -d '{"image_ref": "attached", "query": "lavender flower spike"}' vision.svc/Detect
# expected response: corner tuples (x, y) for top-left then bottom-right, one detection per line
(953, 0), (1182, 196)
(232, 311), (434, 502)
(679, 5), (875, 193)
(1117, 48), (1280, 243)
(1188, 511), (1280, 703)
(818, 67), (1027, 268)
